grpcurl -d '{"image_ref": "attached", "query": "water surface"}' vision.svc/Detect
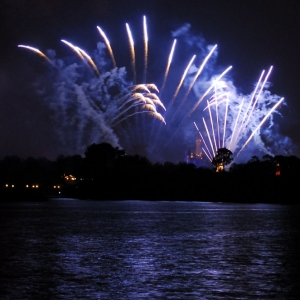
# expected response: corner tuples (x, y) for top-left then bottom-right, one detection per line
(0, 200), (299, 299)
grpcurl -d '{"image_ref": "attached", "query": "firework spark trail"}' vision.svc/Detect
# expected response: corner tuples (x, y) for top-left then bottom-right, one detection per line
(113, 85), (165, 124)
(61, 40), (84, 59)
(113, 96), (146, 119)
(241, 66), (273, 134)
(162, 62), (231, 153)
(149, 112), (166, 124)
(117, 90), (144, 104)
(197, 72), (282, 162)
(130, 84), (150, 93)
(145, 84), (159, 93)
(202, 147), (212, 162)
(205, 87), (228, 149)
(18, 45), (51, 62)
(165, 46), (216, 132)
(189, 66), (232, 117)
(158, 66), (232, 154)
(236, 97), (284, 158)
(201, 90), (230, 156)
(76, 48), (100, 76)
(171, 55), (196, 104)
(151, 39), (178, 147)
(229, 97), (244, 150)
(208, 98), (229, 108)
(96, 26), (117, 68)
(216, 102), (220, 148)
(207, 100), (218, 151)
(161, 39), (177, 91)
(194, 122), (213, 160)
(214, 86), (221, 149)
(144, 98), (158, 110)
(163, 55), (196, 125)
(145, 94), (166, 111)
(112, 110), (165, 127)
(182, 44), (217, 104)
(54, 56), (163, 153)
(204, 95), (229, 110)
(143, 15), (148, 83)
(112, 101), (157, 125)
(19, 17), (287, 162)
(233, 70), (265, 145)
(222, 97), (229, 148)
(126, 23), (136, 83)
(61, 40), (100, 76)
(198, 71), (284, 162)
(203, 117), (215, 157)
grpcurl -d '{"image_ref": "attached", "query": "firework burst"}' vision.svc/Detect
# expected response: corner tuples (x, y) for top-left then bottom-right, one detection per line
(193, 66), (284, 163)
(18, 16), (288, 162)
(18, 17), (167, 156)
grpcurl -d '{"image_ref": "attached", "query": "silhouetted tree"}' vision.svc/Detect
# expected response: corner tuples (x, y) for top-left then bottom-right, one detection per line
(212, 148), (233, 171)
(248, 155), (260, 163)
(262, 154), (273, 162)
(84, 143), (125, 179)
(85, 143), (125, 165)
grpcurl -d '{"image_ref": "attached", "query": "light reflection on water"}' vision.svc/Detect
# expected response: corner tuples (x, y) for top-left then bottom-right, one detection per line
(0, 200), (299, 299)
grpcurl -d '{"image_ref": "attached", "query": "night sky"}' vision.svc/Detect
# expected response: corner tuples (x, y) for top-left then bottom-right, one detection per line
(1, 0), (300, 162)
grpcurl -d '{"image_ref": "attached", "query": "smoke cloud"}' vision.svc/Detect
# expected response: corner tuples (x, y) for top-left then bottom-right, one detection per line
(23, 19), (290, 163)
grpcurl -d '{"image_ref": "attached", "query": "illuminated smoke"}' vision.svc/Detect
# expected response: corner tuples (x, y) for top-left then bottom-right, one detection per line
(164, 23), (290, 163)
(18, 18), (290, 162)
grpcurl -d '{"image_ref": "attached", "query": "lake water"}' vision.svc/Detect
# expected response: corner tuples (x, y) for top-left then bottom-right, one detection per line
(0, 199), (299, 299)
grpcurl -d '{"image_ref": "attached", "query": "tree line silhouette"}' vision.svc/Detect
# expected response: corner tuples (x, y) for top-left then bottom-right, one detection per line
(0, 143), (299, 203)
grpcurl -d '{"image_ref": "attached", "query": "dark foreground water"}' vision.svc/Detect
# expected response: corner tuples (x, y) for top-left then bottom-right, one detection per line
(0, 200), (299, 299)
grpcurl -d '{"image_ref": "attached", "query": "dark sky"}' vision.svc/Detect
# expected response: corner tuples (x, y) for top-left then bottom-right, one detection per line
(0, 0), (300, 161)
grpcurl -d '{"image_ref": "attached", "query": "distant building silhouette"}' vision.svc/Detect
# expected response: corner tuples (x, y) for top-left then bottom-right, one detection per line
(185, 138), (203, 167)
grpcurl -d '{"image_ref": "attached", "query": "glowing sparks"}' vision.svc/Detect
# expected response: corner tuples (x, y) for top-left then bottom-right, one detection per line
(233, 70), (265, 145)
(131, 84), (150, 93)
(145, 94), (166, 111)
(183, 44), (217, 104)
(150, 112), (166, 125)
(97, 26), (116, 68)
(61, 40), (100, 76)
(161, 39), (177, 90)
(126, 23), (136, 82)
(18, 45), (50, 62)
(172, 55), (196, 104)
(194, 122), (213, 160)
(76, 48), (100, 76)
(19, 16), (286, 163)
(61, 40), (84, 59)
(236, 97), (284, 157)
(189, 66), (232, 116)
(242, 66), (273, 132)
(203, 117), (215, 157)
(196, 68), (284, 162)
(222, 98), (229, 148)
(145, 84), (159, 93)
(202, 147), (212, 162)
(143, 15), (148, 82)
(207, 100), (218, 152)
(19, 19), (167, 156)
(111, 83), (166, 126)
(229, 98), (244, 150)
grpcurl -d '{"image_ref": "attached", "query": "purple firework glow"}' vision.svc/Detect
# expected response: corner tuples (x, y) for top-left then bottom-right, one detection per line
(18, 17), (291, 164)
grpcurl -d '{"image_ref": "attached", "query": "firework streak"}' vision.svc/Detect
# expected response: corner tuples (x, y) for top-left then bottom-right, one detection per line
(18, 16), (287, 162)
